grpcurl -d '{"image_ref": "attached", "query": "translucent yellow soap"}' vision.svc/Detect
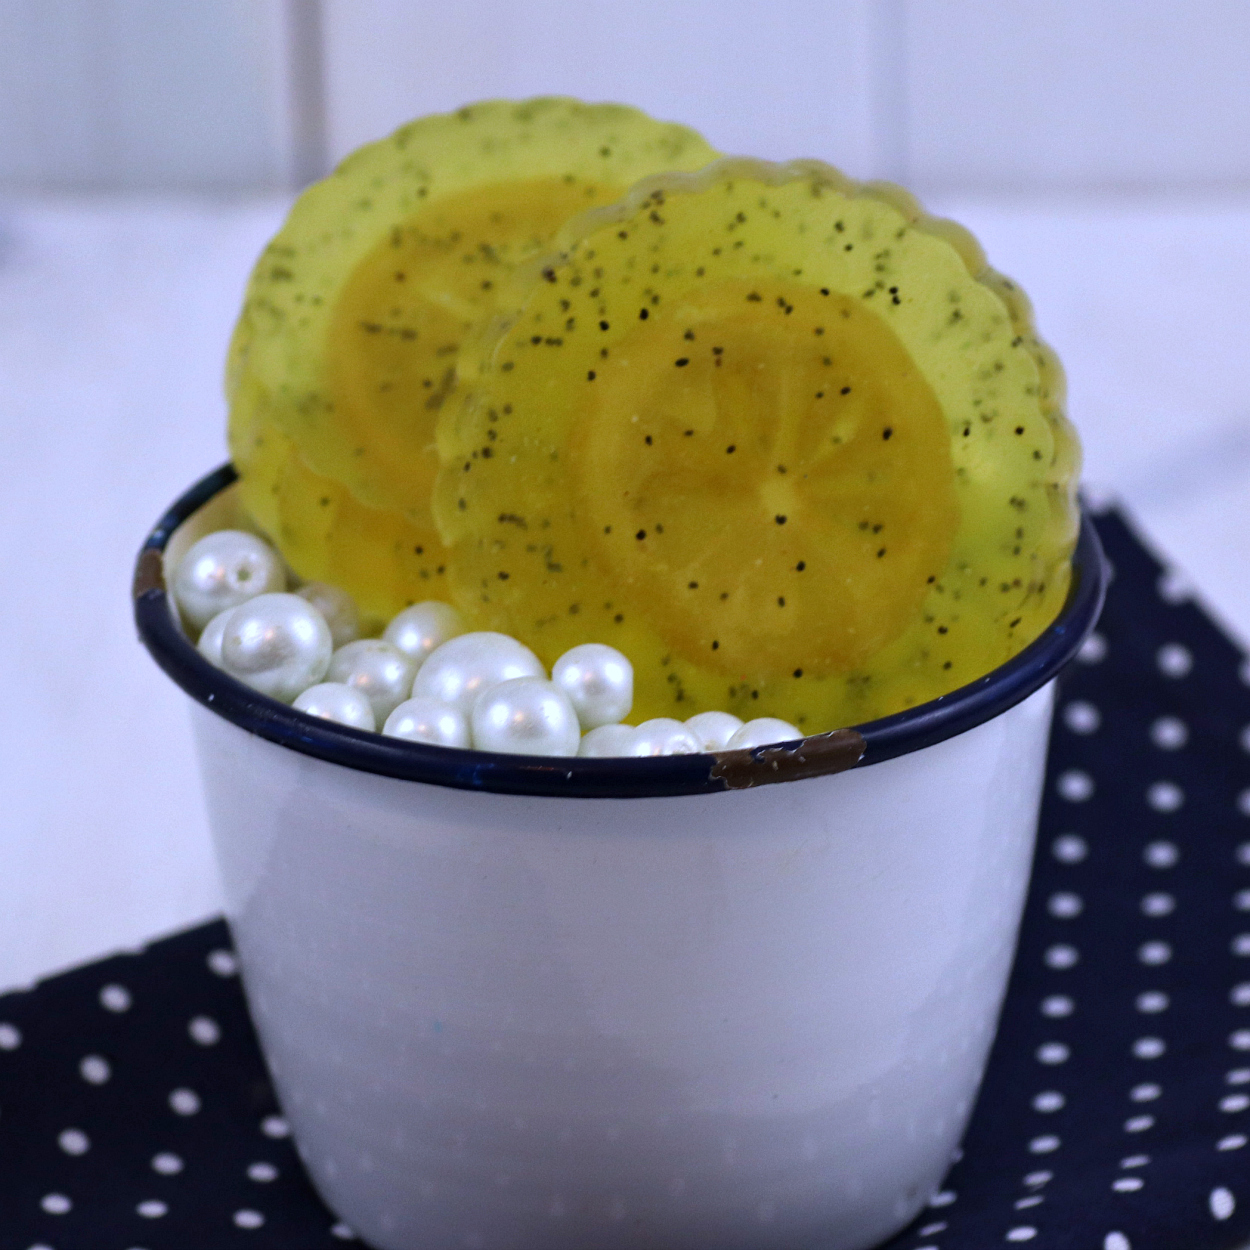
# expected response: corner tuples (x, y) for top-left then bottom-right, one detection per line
(226, 98), (719, 622)
(435, 158), (1079, 730)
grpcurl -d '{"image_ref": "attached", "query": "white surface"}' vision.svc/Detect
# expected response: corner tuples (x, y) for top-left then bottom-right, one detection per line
(2, 190), (1249, 993)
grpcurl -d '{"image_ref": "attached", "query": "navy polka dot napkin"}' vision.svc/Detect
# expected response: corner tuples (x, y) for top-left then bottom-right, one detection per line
(3, 506), (1249, 1250)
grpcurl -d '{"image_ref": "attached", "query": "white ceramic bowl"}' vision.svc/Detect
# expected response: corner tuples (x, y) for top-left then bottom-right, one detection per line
(135, 466), (1106, 1250)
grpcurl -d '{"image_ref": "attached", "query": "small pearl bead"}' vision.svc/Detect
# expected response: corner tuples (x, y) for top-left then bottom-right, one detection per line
(684, 711), (744, 751)
(326, 640), (417, 724)
(296, 582), (359, 648)
(552, 643), (633, 729)
(726, 718), (803, 749)
(197, 607), (234, 667)
(384, 601), (464, 668)
(219, 592), (332, 702)
(292, 682), (376, 731)
(384, 697), (470, 747)
(629, 718), (702, 756)
(174, 530), (284, 631)
(472, 678), (581, 756)
(578, 724), (638, 757)
(412, 632), (544, 717)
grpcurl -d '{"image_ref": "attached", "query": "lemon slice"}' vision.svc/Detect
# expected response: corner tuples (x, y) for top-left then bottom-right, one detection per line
(436, 159), (1079, 730)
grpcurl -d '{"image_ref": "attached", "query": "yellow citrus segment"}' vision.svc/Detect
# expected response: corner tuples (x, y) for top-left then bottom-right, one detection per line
(436, 158), (1079, 730)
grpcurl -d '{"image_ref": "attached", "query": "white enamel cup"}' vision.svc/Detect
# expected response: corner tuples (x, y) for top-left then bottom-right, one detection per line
(136, 466), (1106, 1250)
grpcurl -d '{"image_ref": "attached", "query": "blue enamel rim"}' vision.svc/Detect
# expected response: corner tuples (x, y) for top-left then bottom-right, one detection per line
(135, 463), (1107, 799)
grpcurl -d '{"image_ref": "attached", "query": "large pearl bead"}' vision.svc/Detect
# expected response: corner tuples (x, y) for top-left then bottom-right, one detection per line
(292, 682), (376, 731)
(296, 582), (359, 649)
(196, 606), (234, 667)
(684, 711), (744, 751)
(471, 678), (580, 757)
(218, 592), (332, 702)
(629, 718), (702, 756)
(383, 601), (464, 668)
(326, 639), (416, 724)
(174, 530), (285, 631)
(412, 632), (544, 717)
(577, 723), (638, 757)
(551, 643), (633, 729)
(383, 697), (469, 747)
(727, 718), (802, 749)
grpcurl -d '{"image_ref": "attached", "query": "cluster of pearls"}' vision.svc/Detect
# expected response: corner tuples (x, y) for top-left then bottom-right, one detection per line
(174, 529), (801, 757)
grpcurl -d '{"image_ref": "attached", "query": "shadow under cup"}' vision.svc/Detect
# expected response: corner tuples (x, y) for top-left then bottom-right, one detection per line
(135, 465), (1106, 1250)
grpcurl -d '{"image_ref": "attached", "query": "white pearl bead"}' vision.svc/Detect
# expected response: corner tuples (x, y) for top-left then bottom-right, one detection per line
(629, 718), (703, 756)
(726, 718), (803, 749)
(292, 682), (376, 731)
(383, 601), (464, 668)
(174, 530), (285, 631)
(471, 678), (581, 756)
(326, 639), (417, 724)
(296, 582), (359, 649)
(196, 607), (234, 667)
(684, 711), (745, 751)
(412, 632), (544, 717)
(577, 723), (639, 757)
(218, 592), (332, 702)
(551, 643), (633, 729)
(383, 697), (470, 748)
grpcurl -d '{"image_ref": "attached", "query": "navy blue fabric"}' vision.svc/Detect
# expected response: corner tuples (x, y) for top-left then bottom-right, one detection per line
(3, 507), (1249, 1249)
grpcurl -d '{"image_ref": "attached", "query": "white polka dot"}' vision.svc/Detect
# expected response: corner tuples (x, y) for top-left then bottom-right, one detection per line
(188, 1016), (221, 1046)
(1138, 941), (1173, 966)
(1078, 633), (1107, 664)
(1240, 724), (1250, 754)
(58, 1128), (89, 1155)
(1024, 1170), (1053, 1187)
(1006, 1227), (1037, 1242)
(208, 948), (239, 976)
(1045, 944), (1080, 969)
(1063, 701), (1101, 734)
(261, 1115), (290, 1138)
(1041, 994), (1075, 1018)
(1131, 1083), (1162, 1102)
(98, 983), (131, 1012)
(234, 1209), (265, 1229)
(1135, 991), (1169, 1014)
(169, 1088), (200, 1116)
(1104, 1233), (1132, 1250)
(1157, 569), (1191, 603)
(1037, 1042), (1071, 1065)
(330, 1224), (358, 1241)
(1048, 891), (1084, 918)
(79, 1054), (110, 1084)
(1146, 781), (1184, 812)
(1238, 791), (1250, 818)
(1231, 984), (1250, 1007)
(1239, 842), (1250, 866)
(1210, 1186), (1236, 1220)
(1220, 1093), (1250, 1113)
(1120, 1154), (1151, 1168)
(919, 1222), (948, 1236)
(1157, 643), (1192, 678)
(1235, 890), (1250, 911)
(1057, 770), (1095, 802)
(1228, 1068), (1250, 1084)
(1113, 1177), (1144, 1192)
(1144, 840), (1180, 869)
(1028, 1135), (1061, 1153)
(1033, 1091), (1065, 1113)
(929, 1189), (957, 1207)
(1218, 1135), (1247, 1151)
(1150, 717), (1188, 750)
(1053, 834), (1089, 864)
(1232, 934), (1250, 957)
(152, 1152), (183, 1175)
(1133, 1037), (1167, 1059)
(1125, 1115), (1155, 1132)
(41, 1193), (71, 1214)
(0, 1022), (22, 1050)
(137, 1199), (168, 1218)
(1015, 1196), (1043, 1210)
(248, 1162), (279, 1182)
(1141, 891), (1176, 916)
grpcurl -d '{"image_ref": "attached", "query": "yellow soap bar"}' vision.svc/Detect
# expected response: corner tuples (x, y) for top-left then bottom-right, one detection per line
(436, 158), (1079, 731)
